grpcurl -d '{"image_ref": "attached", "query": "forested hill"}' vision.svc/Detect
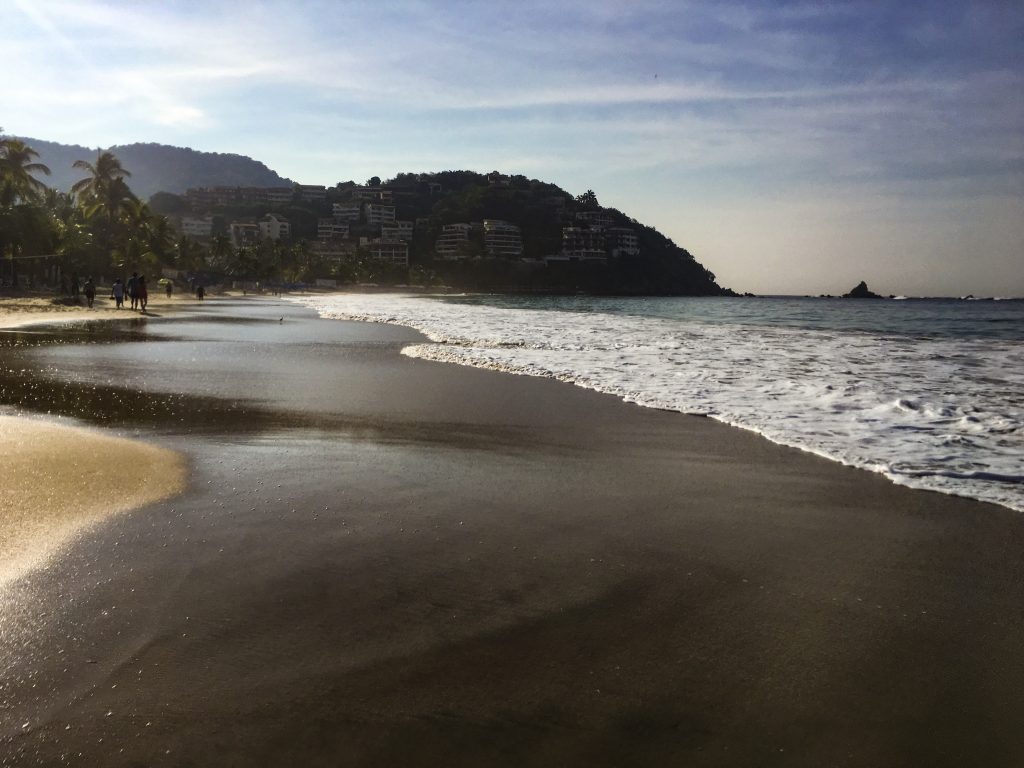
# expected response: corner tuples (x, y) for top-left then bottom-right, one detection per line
(12, 137), (292, 199)
(371, 171), (729, 295)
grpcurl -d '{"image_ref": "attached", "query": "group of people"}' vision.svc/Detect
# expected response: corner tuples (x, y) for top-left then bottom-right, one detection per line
(109, 272), (150, 311)
(71, 273), (206, 310)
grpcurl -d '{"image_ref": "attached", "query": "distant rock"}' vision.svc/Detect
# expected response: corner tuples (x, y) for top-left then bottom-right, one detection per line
(842, 281), (884, 299)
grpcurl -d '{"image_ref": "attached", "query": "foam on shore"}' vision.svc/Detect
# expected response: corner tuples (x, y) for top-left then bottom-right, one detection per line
(0, 415), (187, 589)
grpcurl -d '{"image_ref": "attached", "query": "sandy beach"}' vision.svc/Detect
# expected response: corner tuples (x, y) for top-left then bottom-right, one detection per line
(0, 294), (194, 590)
(0, 415), (187, 589)
(2, 296), (1024, 767)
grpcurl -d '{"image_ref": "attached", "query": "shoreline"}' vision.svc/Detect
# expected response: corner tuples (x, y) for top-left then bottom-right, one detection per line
(3, 296), (1024, 766)
(292, 292), (1023, 515)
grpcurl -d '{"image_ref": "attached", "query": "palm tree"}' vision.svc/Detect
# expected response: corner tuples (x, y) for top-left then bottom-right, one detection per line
(118, 198), (160, 272)
(208, 234), (233, 271)
(71, 153), (135, 276)
(0, 138), (51, 207)
(70, 150), (130, 203)
(44, 189), (91, 287)
(1, 138), (53, 285)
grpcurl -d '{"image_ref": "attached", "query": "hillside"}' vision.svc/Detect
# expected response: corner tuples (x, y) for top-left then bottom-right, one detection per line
(5, 136), (729, 295)
(10, 137), (292, 199)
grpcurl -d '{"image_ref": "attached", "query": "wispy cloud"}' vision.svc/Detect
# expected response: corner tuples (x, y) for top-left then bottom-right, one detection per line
(3, 0), (1021, 294)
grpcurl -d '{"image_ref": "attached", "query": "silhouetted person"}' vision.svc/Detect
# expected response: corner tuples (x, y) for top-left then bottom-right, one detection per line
(138, 275), (149, 312)
(165, 280), (173, 299)
(196, 283), (205, 301)
(111, 278), (124, 309)
(126, 272), (139, 310)
(82, 277), (96, 308)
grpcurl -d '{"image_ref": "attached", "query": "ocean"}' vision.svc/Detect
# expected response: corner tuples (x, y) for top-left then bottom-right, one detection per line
(294, 293), (1024, 513)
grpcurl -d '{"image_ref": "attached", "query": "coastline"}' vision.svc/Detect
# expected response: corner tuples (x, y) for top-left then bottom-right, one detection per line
(3, 296), (1024, 766)
(292, 291), (1024, 514)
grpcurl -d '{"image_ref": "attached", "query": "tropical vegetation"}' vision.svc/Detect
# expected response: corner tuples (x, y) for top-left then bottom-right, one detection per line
(2, 133), (729, 296)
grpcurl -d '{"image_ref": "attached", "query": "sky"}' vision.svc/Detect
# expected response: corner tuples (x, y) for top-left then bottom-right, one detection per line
(3, 0), (1022, 296)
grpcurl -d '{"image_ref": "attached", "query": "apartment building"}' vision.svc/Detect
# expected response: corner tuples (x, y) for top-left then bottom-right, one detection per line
(435, 223), (471, 260)
(186, 186), (295, 208)
(332, 203), (362, 222)
(483, 219), (523, 258)
(295, 184), (327, 202)
(259, 213), (291, 240)
(263, 187), (294, 206)
(561, 227), (607, 261)
(575, 210), (614, 229)
(229, 222), (260, 248)
(317, 218), (350, 240)
(381, 221), (414, 242)
(365, 204), (397, 227)
(604, 227), (639, 258)
(369, 239), (409, 266)
(180, 215), (214, 238)
(308, 240), (354, 264)
(352, 187), (394, 203)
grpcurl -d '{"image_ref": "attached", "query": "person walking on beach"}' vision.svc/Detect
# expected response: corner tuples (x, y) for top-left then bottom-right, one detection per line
(165, 280), (173, 299)
(138, 275), (149, 312)
(196, 283), (205, 301)
(82, 277), (96, 308)
(111, 278), (125, 309)
(126, 272), (138, 310)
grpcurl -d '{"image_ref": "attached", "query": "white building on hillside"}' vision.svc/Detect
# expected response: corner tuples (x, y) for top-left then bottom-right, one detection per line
(259, 213), (291, 240)
(317, 218), (350, 240)
(332, 203), (362, 222)
(181, 215), (214, 238)
(366, 204), (396, 226)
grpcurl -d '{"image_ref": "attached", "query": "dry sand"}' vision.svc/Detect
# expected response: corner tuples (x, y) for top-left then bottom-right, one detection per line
(0, 296), (112, 329)
(0, 415), (187, 588)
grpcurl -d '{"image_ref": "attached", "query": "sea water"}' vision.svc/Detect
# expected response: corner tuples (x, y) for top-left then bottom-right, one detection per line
(294, 293), (1024, 513)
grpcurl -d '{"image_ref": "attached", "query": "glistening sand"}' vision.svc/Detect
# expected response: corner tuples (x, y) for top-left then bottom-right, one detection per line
(0, 415), (187, 589)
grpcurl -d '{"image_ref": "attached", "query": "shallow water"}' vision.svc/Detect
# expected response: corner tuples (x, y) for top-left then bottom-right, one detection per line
(295, 293), (1024, 512)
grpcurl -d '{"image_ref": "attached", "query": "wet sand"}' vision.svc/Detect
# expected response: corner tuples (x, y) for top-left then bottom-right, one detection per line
(2, 297), (1024, 767)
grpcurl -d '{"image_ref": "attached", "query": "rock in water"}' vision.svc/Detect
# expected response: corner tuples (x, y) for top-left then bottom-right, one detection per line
(843, 280), (883, 298)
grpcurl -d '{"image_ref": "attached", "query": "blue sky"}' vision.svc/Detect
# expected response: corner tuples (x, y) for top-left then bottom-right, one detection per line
(4, 0), (1022, 296)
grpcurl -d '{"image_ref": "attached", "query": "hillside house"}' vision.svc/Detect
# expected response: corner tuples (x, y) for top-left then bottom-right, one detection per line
(483, 219), (523, 258)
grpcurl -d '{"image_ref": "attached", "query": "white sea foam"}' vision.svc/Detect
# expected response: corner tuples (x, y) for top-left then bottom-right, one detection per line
(293, 293), (1024, 512)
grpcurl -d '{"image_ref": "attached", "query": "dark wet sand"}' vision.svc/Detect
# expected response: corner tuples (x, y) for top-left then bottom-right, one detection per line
(2, 297), (1024, 767)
